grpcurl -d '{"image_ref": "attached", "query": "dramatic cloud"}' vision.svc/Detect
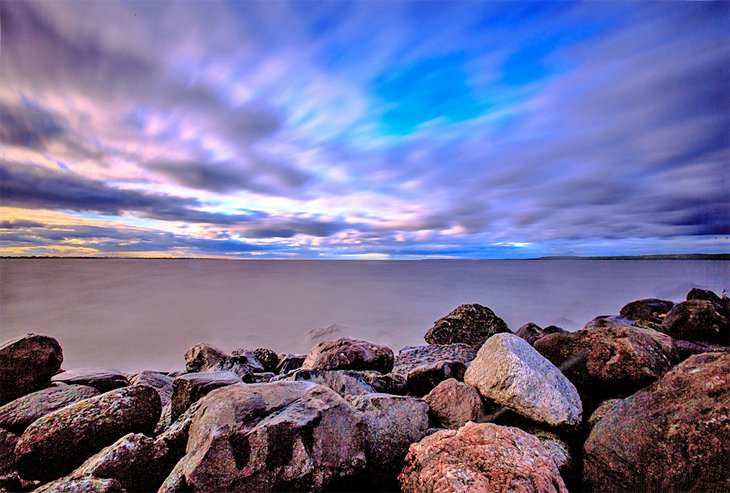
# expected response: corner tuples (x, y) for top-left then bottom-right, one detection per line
(0, 0), (727, 258)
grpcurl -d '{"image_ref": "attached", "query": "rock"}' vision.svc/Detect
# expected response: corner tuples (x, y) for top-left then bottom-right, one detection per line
(128, 371), (173, 407)
(686, 287), (724, 305)
(423, 378), (485, 429)
(464, 333), (582, 429)
(424, 303), (510, 347)
(252, 348), (280, 373)
(393, 344), (477, 396)
(302, 338), (394, 373)
(252, 372), (276, 383)
(0, 428), (18, 475)
(619, 298), (674, 327)
(0, 385), (99, 434)
(226, 349), (265, 374)
(583, 352), (730, 492)
(33, 477), (126, 492)
(534, 325), (679, 410)
(155, 400), (203, 466)
(398, 422), (568, 493)
(544, 325), (566, 334)
(170, 371), (241, 421)
(275, 369), (375, 397)
(157, 457), (187, 493)
(349, 393), (429, 486)
(662, 300), (729, 345)
(515, 322), (546, 345)
(587, 399), (622, 431)
(583, 315), (636, 330)
(69, 433), (169, 492)
(15, 385), (161, 482)
(184, 343), (228, 373)
(177, 381), (366, 492)
(276, 353), (306, 374)
(51, 368), (128, 392)
(526, 428), (574, 485)
(0, 333), (63, 404)
(672, 339), (729, 361)
(358, 371), (407, 395)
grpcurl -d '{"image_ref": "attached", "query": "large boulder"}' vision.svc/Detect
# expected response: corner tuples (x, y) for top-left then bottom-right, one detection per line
(464, 333), (582, 429)
(619, 298), (674, 327)
(15, 385), (161, 482)
(170, 371), (241, 421)
(69, 432), (170, 492)
(349, 393), (429, 487)
(534, 325), (679, 410)
(0, 333), (63, 404)
(398, 422), (567, 493)
(184, 343), (228, 372)
(51, 368), (129, 392)
(129, 371), (173, 407)
(662, 300), (729, 345)
(393, 344), (477, 396)
(424, 304), (510, 347)
(185, 343), (260, 380)
(423, 378), (486, 430)
(173, 381), (366, 492)
(0, 385), (99, 434)
(686, 287), (725, 305)
(302, 338), (394, 373)
(33, 477), (126, 493)
(515, 322), (546, 345)
(275, 369), (375, 397)
(583, 352), (730, 492)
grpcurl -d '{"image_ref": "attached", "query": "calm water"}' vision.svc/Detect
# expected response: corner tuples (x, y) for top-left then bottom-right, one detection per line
(1, 259), (727, 372)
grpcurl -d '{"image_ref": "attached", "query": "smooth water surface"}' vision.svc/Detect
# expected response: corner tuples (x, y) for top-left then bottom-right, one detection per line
(1, 259), (727, 372)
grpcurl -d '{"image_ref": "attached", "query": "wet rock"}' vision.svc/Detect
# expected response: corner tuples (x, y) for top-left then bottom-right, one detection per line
(276, 353), (306, 374)
(0, 333), (63, 405)
(252, 348), (280, 373)
(662, 300), (729, 345)
(0, 428), (18, 476)
(393, 344), (477, 396)
(515, 322), (546, 345)
(349, 393), (429, 487)
(128, 371), (173, 407)
(423, 378), (485, 429)
(177, 381), (366, 492)
(275, 369), (375, 397)
(424, 303), (510, 347)
(583, 352), (730, 492)
(170, 371), (241, 421)
(184, 343), (227, 373)
(0, 385), (99, 434)
(51, 368), (128, 392)
(302, 338), (394, 373)
(69, 433), (169, 492)
(358, 371), (407, 395)
(15, 385), (161, 482)
(619, 298), (674, 327)
(398, 422), (567, 493)
(464, 333), (582, 429)
(534, 325), (679, 410)
(33, 477), (126, 493)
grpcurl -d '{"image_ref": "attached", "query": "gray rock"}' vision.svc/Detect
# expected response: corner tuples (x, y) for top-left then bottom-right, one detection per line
(177, 381), (366, 492)
(275, 369), (375, 397)
(33, 477), (126, 492)
(15, 385), (161, 482)
(358, 371), (408, 395)
(393, 344), (477, 396)
(251, 372), (276, 383)
(51, 368), (128, 392)
(349, 393), (429, 486)
(424, 303), (510, 347)
(423, 378), (485, 429)
(128, 371), (173, 407)
(464, 333), (582, 429)
(0, 385), (99, 434)
(302, 338), (394, 373)
(583, 315), (636, 330)
(170, 371), (241, 421)
(0, 333), (63, 404)
(276, 353), (306, 374)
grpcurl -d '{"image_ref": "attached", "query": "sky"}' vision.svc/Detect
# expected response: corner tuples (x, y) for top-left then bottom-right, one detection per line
(0, 0), (728, 259)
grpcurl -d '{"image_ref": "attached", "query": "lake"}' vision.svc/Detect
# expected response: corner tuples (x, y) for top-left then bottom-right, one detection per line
(1, 259), (727, 372)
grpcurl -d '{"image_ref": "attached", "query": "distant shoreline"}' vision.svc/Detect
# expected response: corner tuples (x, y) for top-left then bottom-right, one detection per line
(1, 254), (728, 261)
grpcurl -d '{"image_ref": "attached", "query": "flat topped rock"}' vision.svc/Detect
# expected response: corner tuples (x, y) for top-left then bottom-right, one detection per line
(393, 344), (477, 396)
(170, 371), (242, 421)
(424, 303), (510, 347)
(275, 369), (375, 397)
(302, 337), (394, 373)
(464, 333), (582, 429)
(0, 333), (63, 404)
(399, 422), (568, 493)
(52, 368), (129, 392)
(0, 384), (99, 434)
(129, 371), (173, 407)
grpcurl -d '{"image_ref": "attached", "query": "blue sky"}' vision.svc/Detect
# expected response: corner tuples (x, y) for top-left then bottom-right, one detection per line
(0, 0), (728, 258)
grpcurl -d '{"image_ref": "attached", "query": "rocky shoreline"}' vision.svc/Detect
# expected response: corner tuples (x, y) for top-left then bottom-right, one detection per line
(0, 288), (728, 492)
